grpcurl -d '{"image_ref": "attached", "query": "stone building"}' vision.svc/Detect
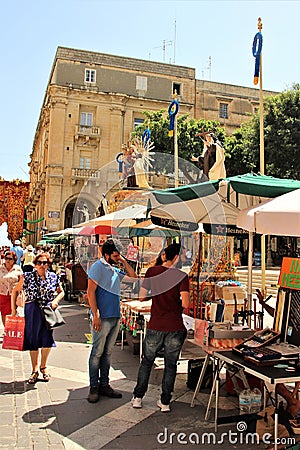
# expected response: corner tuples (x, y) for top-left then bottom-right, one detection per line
(26, 46), (276, 241)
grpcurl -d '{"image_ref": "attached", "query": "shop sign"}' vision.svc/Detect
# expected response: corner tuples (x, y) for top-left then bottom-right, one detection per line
(48, 211), (60, 219)
(279, 257), (300, 290)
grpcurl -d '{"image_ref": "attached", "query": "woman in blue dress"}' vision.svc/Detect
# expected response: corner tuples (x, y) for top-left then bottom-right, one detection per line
(11, 252), (64, 384)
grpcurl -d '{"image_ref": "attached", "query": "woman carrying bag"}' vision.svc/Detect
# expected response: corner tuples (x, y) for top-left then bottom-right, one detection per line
(11, 252), (64, 384)
(0, 251), (23, 327)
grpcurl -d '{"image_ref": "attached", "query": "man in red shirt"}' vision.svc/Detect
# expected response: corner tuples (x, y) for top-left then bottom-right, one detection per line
(131, 243), (190, 412)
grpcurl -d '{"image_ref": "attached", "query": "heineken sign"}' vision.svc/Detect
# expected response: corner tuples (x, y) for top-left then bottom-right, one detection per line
(151, 215), (198, 232)
(203, 223), (249, 236)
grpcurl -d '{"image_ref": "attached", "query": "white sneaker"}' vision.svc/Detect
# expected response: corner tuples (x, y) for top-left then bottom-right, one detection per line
(157, 400), (170, 412)
(131, 396), (142, 408)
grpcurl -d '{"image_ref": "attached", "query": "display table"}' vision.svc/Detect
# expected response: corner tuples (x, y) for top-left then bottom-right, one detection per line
(120, 299), (152, 359)
(211, 351), (300, 449)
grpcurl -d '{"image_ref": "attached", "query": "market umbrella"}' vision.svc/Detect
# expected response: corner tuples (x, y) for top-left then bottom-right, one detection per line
(78, 224), (117, 236)
(237, 189), (300, 237)
(75, 204), (148, 229)
(149, 181), (240, 231)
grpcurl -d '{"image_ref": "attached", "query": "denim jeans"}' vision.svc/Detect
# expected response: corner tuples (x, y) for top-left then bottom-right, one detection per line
(88, 317), (120, 388)
(133, 328), (186, 405)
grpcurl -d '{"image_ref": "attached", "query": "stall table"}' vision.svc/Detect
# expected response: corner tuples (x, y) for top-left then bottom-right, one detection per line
(210, 350), (300, 449)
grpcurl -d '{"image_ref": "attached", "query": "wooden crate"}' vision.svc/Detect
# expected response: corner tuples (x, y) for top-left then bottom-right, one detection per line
(215, 286), (245, 301)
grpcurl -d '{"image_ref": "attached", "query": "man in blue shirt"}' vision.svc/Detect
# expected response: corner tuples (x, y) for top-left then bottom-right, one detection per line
(11, 240), (24, 266)
(87, 239), (138, 403)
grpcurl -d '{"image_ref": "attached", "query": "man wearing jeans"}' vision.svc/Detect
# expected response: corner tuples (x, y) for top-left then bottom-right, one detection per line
(87, 239), (137, 403)
(131, 243), (190, 412)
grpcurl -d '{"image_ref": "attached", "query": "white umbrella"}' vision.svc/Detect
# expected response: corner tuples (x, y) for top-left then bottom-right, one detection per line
(74, 204), (148, 229)
(237, 189), (300, 237)
(43, 227), (83, 238)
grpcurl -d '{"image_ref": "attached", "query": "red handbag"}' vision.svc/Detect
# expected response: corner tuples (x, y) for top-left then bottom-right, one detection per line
(2, 315), (25, 351)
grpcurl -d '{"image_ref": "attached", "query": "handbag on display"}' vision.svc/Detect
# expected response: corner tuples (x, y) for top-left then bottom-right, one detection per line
(40, 305), (65, 330)
(2, 315), (25, 351)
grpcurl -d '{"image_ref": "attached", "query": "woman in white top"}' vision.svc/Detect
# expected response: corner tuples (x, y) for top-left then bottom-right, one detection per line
(0, 251), (23, 326)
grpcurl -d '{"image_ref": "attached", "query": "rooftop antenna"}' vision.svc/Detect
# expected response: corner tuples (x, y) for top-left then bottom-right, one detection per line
(173, 19), (177, 63)
(154, 39), (172, 62)
(208, 56), (212, 80)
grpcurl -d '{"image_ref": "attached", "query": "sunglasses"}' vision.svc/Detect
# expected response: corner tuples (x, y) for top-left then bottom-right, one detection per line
(36, 261), (49, 266)
(5, 257), (14, 261)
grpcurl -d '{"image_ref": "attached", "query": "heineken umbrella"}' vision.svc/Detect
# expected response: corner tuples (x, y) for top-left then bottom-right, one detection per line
(149, 181), (239, 231)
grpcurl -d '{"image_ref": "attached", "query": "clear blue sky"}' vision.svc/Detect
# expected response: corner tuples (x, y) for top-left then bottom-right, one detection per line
(0, 0), (299, 181)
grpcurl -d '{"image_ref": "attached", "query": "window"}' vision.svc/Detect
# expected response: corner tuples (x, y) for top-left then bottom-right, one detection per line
(85, 69), (96, 83)
(79, 157), (91, 169)
(172, 82), (181, 96)
(136, 76), (147, 97)
(80, 112), (93, 127)
(219, 103), (229, 119)
(134, 118), (144, 129)
(136, 76), (147, 91)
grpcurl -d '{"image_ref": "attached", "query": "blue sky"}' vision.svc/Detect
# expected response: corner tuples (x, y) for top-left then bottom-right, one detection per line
(0, 0), (299, 181)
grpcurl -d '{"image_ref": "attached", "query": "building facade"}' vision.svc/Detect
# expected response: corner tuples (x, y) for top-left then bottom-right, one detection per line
(26, 46), (276, 241)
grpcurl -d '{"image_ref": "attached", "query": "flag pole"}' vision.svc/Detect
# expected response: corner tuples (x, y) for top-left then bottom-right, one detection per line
(257, 17), (266, 297)
(168, 91), (179, 187)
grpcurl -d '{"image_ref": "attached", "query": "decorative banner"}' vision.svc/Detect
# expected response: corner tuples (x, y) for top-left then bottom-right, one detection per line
(168, 98), (179, 137)
(0, 180), (30, 242)
(142, 127), (151, 148)
(24, 216), (44, 223)
(252, 21), (263, 85)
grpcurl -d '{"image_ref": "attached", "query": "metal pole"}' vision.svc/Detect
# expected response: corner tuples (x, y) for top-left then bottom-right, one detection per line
(247, 231), (254, 313)
(257, 17), (266, 297)
(174, 114), (179, 187)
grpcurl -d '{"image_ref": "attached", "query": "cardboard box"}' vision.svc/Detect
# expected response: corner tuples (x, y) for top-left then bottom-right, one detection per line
(215, 286), (245, 301)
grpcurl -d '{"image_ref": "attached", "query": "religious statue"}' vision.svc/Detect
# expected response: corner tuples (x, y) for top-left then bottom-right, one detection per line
(192, 129), (226, 181)
(116, 135), (154, 189)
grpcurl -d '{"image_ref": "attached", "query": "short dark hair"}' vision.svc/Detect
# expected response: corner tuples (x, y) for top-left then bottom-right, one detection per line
(164, 243), (181, 261)
(102, 239), (120, 257)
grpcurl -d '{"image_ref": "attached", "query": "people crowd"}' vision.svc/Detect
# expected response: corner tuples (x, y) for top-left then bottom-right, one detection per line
(1, 236), (300, 431)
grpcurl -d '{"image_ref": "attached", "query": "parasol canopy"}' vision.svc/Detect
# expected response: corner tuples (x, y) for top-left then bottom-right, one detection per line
(237, 189), (300, 237)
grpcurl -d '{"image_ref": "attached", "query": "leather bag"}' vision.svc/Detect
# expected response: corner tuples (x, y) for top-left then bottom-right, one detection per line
(41, 305), (65, 329)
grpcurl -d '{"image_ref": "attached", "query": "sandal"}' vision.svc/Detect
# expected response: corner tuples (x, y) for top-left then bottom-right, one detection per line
(40, 367), (50, 382)
(27, 371), (39, 384)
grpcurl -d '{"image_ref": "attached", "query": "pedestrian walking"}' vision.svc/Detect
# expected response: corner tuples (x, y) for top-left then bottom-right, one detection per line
(10, 239), (24, 266)
(0, 251), (23, 327)
(11, 252), (64, 384)
(21, 244), (35, 272)
(131, 243), (190, 412)
(87, 239), (138, 403)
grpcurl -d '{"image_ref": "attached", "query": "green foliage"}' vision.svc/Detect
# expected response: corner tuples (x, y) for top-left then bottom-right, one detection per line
(132, 110), (225, 182)
(225, 84), (300, 179)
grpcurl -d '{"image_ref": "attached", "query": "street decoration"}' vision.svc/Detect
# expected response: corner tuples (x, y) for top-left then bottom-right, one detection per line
(252, 17), (263, 85)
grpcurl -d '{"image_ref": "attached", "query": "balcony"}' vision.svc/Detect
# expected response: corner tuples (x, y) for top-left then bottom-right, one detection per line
(72, 168), (100, 181)
(75, 124), (101, 139)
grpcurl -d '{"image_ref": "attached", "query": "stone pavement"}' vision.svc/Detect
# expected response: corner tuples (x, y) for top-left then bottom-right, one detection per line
(0, 301), (271, 450)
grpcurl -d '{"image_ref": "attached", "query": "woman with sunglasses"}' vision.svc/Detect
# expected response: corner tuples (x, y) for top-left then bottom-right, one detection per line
(11, 252), (64, 384)
(0, 251), (23, 327)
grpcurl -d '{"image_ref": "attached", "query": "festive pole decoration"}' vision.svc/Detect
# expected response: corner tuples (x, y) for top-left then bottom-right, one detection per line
(142, 126), (151, 149)
(168, 93), (179, 137)
(252, 17), (263, 85)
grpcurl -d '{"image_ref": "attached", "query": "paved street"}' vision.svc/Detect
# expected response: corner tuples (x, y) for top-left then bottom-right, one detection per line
(0, 301), (272, 450)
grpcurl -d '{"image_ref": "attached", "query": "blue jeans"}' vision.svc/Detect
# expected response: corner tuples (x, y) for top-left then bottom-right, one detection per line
(88, 317), (120, 389)
(133, 328), (186, 405)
